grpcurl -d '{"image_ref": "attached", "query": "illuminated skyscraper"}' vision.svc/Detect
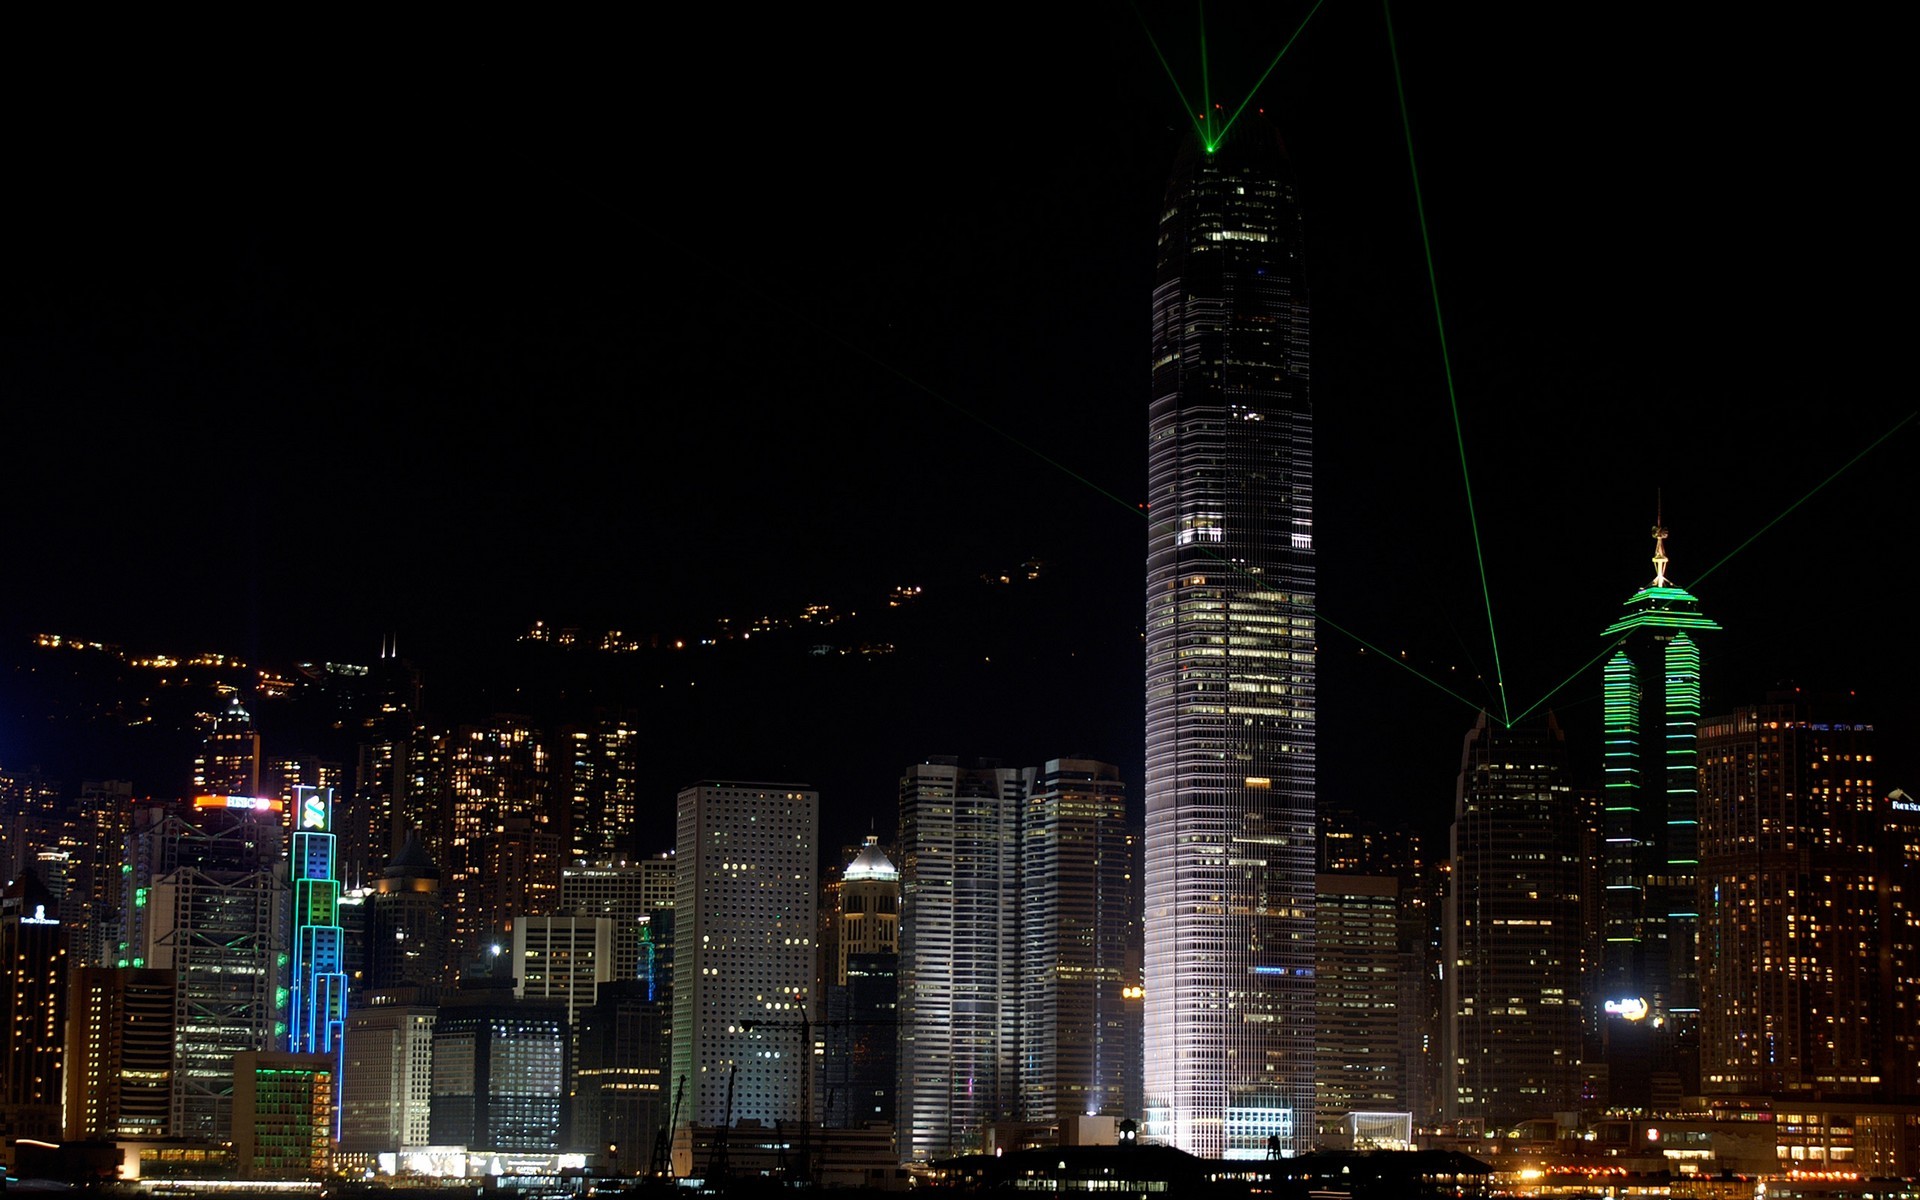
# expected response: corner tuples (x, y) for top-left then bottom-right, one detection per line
(1697, 697), (1891, 1097)
(896, 757), (1135, 1159)
(1442, 712), (1584, 1129)
(194, 697), (262, 798)
(1, 872), (68, 1145)
(1019, 759), (1136, 1127)
(897, 759), (1024, 1161)
(134, 796), (287, 1142)
(288, 786), (347, 1136)
(671, 781), (818, 1129)
(1597, 524), (1718, 1101)
(820, 836), (899, 1131)
(64, 967), (175, 1140)
(443, 717), (553, 973)
(1143, 115), (1315, 1157)
(367, 829), (446, 993)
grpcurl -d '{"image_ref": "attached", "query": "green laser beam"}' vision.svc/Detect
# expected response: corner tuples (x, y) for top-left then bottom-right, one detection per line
(1200, 2), (1214, 148)
(1509, 636), (1629, 728)
(1214, 0), (1329, 147)
(1133, 2), (1211, 147)
(1689, 409), (1916, 589)
(1385, 0), (1511, 727)
(1320, 613), (1492, 715)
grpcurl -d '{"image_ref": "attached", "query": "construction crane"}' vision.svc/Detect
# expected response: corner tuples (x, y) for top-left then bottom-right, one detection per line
(707, 1064), (738, 1186)
(648, 1073), (685, 1180)
(740, 1016), (815, 1187)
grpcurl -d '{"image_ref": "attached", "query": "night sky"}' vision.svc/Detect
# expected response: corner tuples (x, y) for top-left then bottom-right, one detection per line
(3, 6), (1913, 852)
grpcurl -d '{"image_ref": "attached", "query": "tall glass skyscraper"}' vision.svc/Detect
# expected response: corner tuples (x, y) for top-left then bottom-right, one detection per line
(1143, 117), (1315, 1158)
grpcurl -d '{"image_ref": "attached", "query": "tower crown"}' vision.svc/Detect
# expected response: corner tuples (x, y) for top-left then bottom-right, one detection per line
(1602, 524), (1720, 637)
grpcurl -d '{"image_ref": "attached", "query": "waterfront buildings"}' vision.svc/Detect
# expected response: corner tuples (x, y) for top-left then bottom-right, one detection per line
(1143, 112), (1317, 1157)
(1443, 713), (1585, 1129)
(670, 781), (819, 1128)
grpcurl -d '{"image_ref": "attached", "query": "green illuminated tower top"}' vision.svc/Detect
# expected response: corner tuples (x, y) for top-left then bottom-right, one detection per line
(1598, 521), (1718, 1107)
(1601, 522), (1722, 638)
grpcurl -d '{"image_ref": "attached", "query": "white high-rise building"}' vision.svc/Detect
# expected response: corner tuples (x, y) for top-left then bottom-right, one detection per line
(897, 759), (1025, 1162)
(341, 1001), (436, 1152)
(513, 915), (615, 1026)
(670, 782), (818, 1128)
(896, 757), (1137, 1162)
(1143, 113), (1317, 1158)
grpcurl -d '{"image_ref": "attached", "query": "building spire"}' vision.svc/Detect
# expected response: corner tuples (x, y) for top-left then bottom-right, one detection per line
(1650, 495), (1670, 587)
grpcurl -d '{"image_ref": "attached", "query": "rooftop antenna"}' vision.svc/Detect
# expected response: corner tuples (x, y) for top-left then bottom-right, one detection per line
(1651, 491), (1670, 587)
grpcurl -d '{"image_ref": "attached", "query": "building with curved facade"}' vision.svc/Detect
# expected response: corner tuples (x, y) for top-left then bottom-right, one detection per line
(1143, 116), (1315, 1158)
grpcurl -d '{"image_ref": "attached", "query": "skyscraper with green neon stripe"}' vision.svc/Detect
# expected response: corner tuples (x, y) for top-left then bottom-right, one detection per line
(1144, 114), (1315, 1159)
(1597, 525), (1718, 1102)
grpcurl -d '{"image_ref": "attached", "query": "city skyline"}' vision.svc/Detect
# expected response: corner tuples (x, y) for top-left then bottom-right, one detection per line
(1, 6), (1913, 845)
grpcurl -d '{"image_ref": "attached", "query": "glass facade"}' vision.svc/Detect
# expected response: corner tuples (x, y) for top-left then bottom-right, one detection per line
(1143, 117), (1315, 1158)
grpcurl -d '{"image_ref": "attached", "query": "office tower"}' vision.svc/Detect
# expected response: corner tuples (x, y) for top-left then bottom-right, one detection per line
(1884, 788), (1920, 1099)
(1143, 113), (1316, 1158)
(0, 764), (61, 886)
(559, 717), (643, 863)
(1317, 810), (1443, 1124)
(345, 648), (424, 888)
(1597, 523), (1719, 1101)
(341, 996), (437, 1153)
(430, 983), (569, 1152)
(367, 829), (447, 993)
(136, 795), (288, 1142)
(561, 856), (676, 984)
(445, 717), (553, 973)
(1443, 712), (1584, 1129)
(287, 785), (347, 1138)
(898, 759), (1026, 1161)
(671, 781), (819, 1129)
(574, 980), (670, 1169)
(483, 816), (563, 944)
(232, 1050), (334, 1178)
(72, 780), (135, 968)
(1314, 874), (1402, 1141)
(65, 967), (176, 1140)
(1019, 758), (1137, 1127)
(820, 837), (900, 1130)
(194, 697), (262, 797)
(1698, 697), (1894, 1097)
(1, 872), (67, 1145)
(513, 915), (614, 1025)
